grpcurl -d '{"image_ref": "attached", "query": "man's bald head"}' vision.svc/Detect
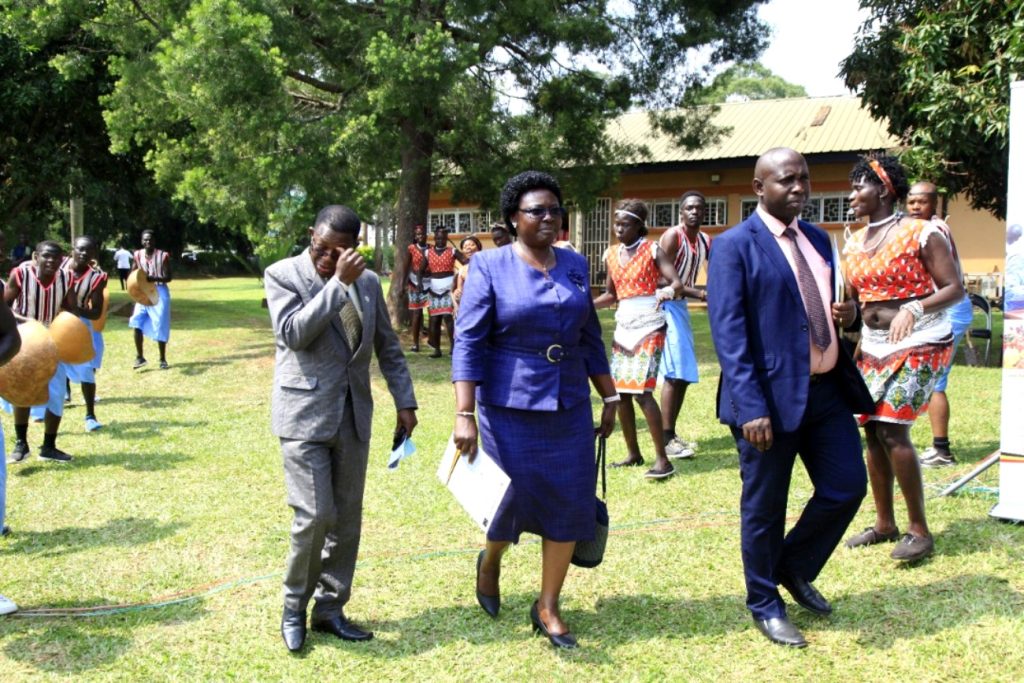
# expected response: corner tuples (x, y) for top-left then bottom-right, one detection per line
(754, 147), (805, 181)
(907, 181), (939, 220)
(753, 148), (810, 225)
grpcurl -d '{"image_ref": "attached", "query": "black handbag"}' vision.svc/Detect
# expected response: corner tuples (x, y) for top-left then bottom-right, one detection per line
(571, 435), (608, 568)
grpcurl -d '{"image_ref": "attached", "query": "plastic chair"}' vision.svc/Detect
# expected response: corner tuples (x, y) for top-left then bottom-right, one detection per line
(963, 293), (992, 366)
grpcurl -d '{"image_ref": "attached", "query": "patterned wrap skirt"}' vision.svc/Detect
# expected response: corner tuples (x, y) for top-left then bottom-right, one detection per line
(611, 331), (665, 394)
(611, 295), (666, 394)
(428, 275), (454, 316)
(857, 313), (953, 425)
(407, 274), (429, 310)
(478, 401), (597, 543)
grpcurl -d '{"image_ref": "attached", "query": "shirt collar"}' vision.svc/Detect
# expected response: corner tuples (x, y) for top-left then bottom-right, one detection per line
(756, 205), (798, 238)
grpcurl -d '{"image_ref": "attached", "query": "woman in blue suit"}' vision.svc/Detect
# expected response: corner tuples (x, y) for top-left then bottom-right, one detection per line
(452, 171), (617, 649)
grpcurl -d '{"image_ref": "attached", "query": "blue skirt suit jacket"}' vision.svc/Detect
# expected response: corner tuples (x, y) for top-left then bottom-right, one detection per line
(451, 246), (610, 541)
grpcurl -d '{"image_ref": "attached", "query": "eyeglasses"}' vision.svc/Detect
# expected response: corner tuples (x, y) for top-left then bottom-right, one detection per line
(518, 206), (567, 219)
(310, 236), (358, 257)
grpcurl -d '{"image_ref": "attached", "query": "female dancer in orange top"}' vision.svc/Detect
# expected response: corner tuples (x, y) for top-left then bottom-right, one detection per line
(595, 200), (682, 479)
(842, 155), (963, 562)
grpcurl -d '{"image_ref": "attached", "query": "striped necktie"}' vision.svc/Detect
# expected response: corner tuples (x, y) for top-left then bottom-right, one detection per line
(783, 228), (831, 351)
(340, 285), (362, 351)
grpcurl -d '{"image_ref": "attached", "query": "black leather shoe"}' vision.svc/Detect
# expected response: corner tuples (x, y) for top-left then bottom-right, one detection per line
(281, 607), (307, 652)
(476, 550), (500, 618)
(311, 614), (374, 642)
(778, 573), (832, 616)
(530, 601), (577, 649)
(753, 616), (807, 648)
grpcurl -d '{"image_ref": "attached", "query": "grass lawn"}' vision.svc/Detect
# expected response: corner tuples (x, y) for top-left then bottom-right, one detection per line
(1, 276), (1021, 681)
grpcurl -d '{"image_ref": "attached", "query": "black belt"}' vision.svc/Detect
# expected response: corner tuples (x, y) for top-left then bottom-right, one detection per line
(489, 343), (576, 363)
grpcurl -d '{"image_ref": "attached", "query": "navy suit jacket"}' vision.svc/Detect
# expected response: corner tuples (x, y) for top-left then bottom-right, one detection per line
(707, 212), (873, 433)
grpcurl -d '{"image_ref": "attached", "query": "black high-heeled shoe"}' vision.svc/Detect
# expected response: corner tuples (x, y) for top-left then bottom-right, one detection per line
(530, 601), (577, 649)
(475, 551), (500, 618)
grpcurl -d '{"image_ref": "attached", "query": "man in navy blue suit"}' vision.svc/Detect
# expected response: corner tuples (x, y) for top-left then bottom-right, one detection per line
(707, 148), (874, 648)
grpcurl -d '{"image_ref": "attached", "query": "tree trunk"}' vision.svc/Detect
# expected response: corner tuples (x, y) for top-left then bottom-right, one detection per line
(387, 120), (435, 329)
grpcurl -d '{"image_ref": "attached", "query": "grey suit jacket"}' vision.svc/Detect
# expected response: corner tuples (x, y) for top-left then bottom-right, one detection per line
(265, 249), (417, 443)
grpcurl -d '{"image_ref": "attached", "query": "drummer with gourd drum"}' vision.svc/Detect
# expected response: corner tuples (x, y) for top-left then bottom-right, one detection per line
(2, 241), (96, 463)
(62, 236), (108, 432)
(128, 229), (172, 370)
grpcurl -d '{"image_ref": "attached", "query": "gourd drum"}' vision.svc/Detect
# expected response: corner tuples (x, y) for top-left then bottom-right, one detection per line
(92, 287), (111, 333)
(49, 311), (95, 364)
(0, 320), (59, 407)
(127, 269), (158, 306)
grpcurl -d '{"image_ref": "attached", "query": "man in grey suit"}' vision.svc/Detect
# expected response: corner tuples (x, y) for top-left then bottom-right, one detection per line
(265, 204), (418, 653)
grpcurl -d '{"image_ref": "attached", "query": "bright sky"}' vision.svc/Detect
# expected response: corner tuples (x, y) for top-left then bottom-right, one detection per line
(758, 0), (868, 97)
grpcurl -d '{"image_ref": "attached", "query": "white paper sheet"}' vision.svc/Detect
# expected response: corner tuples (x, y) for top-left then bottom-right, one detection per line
(832, 234), (845, 303)
(436, 434), (510, 533)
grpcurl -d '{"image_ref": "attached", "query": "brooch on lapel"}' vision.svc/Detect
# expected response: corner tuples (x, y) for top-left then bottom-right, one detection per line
(567, 269), (587, 292)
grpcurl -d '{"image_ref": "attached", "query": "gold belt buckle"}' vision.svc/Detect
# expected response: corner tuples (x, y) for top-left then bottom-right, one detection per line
(545, 344), (564, 363)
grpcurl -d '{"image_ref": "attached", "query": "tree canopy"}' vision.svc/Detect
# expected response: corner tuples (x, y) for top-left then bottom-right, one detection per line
(841, 0), (1024, 219)
(693, 61), (807, 104)
(9, 0), (769, 318)
(0, 24), (232, 257)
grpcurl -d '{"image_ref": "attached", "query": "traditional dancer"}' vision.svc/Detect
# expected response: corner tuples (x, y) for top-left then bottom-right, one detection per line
(658, 190), (711, 460)
(594, 200), (682, 479)
(3, 241), (89, 462)
(129, 230), (172, 370)
(63, 236), (108, 431)
(419, 226), (466, 358)
(404, 224), (430, 352)
(842, 155), (963, 562)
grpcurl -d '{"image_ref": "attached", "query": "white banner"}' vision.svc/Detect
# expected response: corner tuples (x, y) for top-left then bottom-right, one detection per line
(993, 80), (1024, 521)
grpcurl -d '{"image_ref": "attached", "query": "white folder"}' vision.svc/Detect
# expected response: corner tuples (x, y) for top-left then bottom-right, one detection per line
(436, 434), (511, 533)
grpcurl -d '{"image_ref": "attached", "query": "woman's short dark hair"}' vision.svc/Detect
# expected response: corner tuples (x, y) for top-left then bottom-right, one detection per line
(460, 235), (482, 251)
(500, 171), (563, 237)
(615, 198), (650, 237)
(849, 154), (910, 202)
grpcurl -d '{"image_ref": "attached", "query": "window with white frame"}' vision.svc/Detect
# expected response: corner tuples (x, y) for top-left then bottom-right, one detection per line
(582, 198), (612, 286)
(740, 194), (851, 224)
(702, 198), (727, 226)
(427, 209), (492, 233)
(649, 201), (678, 229)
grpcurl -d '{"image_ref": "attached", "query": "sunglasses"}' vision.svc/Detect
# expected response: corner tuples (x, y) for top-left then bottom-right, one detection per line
(518, 206), (567, 219)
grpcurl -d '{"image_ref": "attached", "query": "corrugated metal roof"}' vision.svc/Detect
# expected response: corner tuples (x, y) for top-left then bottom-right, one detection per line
(609, 96), (899, 164)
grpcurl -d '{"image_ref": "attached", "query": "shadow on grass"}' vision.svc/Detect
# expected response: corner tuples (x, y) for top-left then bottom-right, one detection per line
(101, 420), (208, 440)
(87, 396), (193, 409)
(954, 440), (1002, 465)
(834, 573), (1023, 649)
(325, 571), (1023, 661)
(0, 602), (204, 675)
(157, 351), (269, 377)
(13, 451), (192, 475)
(0, 517), (186, 558)
(932, 516), (1024, 558)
